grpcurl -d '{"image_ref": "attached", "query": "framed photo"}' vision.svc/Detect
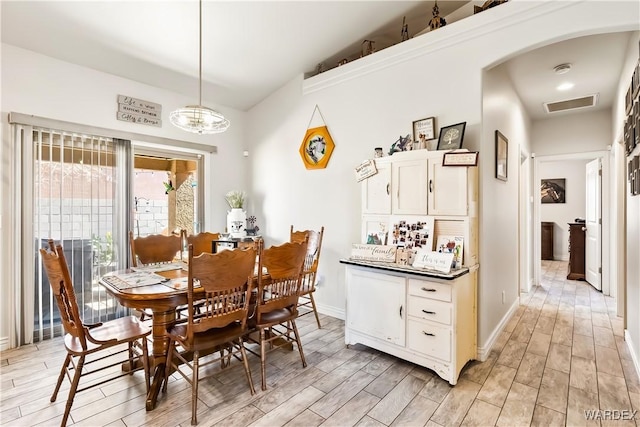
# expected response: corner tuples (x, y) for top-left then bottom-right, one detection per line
(495, 130), (508, 181)
(437, 122), (466, 151)
(541, 178), (566, 203)
(412, 117), (435, 146)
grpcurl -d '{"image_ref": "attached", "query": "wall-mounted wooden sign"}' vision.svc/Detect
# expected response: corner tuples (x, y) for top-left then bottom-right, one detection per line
(117, 95), (162, 127)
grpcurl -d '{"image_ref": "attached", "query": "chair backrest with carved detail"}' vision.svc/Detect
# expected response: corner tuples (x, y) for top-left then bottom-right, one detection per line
(129, 230), (182, 267)
(185, 244), (256, 341)
(39, 240), (88, 349)
(290, 226), (324, 292)
(186, 231), (221, 256)
(255, 239), (308, 324)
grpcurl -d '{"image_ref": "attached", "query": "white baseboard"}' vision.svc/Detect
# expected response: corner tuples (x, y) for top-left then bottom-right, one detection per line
(624, 330), (640, 382)
(317, 303), (345, 321)
(0, 336), (9, 352)
(477, 298), (519, 361)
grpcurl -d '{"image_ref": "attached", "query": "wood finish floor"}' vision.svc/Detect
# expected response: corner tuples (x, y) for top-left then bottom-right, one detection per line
(2, 260), (639, 426)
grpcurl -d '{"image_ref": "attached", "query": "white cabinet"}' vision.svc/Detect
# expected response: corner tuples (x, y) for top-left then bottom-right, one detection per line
(344, 263), (477, 385)
(428, 158), (468, 216)
(362, 161), (391, 214)
(392, 159), (428, 215)
(361, 151), (476, 217)
(346, 268), (405, 346)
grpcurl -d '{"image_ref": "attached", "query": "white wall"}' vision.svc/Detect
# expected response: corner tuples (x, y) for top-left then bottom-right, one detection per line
(532, 110), (612, 155)
(481, 62), (532, 349)
(247, 1), (639, 349)
(539, 160), (589, 260)
(613, 31), (640, 377)
(0, 45), (248, 347)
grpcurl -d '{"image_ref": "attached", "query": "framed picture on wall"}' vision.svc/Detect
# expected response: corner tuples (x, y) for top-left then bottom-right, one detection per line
(541, 178), (566, 203)
(495, 130), (508, 181)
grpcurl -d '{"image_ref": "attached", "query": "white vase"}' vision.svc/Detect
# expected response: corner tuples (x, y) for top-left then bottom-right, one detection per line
(227, 208), (247, 239)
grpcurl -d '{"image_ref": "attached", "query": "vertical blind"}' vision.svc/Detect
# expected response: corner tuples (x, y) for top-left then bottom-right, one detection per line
(30, 128), (130, 343)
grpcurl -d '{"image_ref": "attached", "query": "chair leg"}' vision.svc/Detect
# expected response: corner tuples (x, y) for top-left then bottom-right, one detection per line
(128, 342), (135, 374)
(61, 355), (85, 427)
(238, 337), (255, 395)
(51, 353), (71, 402)
(191, 351), (199, 425)
(308, 292), (322, 329)
(163, 339), (175, 394)
(291, 319), (307, 368)
(260, 328), (267, 391)
(141, 337), (151, 392)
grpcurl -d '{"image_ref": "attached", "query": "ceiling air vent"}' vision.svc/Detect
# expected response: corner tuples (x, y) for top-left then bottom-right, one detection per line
(544, 94), (598, 114)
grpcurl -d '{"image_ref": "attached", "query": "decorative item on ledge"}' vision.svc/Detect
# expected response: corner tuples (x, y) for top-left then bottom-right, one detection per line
(429, 0), (447, 31)
(361, 40), (375, 57)
(474, 0), (509, 14)
(401, 16), (409, 41)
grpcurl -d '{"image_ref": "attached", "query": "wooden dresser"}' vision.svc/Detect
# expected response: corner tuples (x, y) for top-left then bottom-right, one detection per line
(541, 222), (554, 260)
(567, 223), (586, 280)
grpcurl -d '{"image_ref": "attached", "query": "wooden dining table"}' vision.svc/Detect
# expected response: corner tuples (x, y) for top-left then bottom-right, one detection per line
(99, 265), (202, 410)
(100, 261), (274, 411)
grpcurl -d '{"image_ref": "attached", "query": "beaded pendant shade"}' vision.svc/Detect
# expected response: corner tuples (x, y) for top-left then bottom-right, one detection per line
(170, 0), (230, 134)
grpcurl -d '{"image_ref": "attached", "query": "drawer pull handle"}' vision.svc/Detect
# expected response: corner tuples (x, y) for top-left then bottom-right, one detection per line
(399, 305), (403, 318)
(421, 287), (437, 292)
(429, 179), (433, 193)
(386, 183), (390, 195)
(422, 309), (436, 315)
(423, 332), (435, 336)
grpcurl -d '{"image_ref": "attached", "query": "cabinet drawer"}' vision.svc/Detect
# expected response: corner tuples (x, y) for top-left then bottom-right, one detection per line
(407, 319), (451, 361)
(408, 279), (452, 302)
(407, 297), (452, 325)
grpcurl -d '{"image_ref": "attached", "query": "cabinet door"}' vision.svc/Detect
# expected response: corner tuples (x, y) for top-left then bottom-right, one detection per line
(392, 159), (428, 215)
(362, 162), (391, 214)
(346, 268), (405, 346)
(428, 159), (467, 216)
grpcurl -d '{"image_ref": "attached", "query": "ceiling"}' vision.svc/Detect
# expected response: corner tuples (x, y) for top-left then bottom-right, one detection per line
(1, 1), (633, 119)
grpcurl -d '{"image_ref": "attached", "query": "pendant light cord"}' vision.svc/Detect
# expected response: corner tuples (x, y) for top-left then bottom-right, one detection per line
(198, 0), (203, 107)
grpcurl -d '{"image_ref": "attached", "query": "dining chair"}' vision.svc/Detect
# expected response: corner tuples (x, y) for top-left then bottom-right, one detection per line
(40, 240), (151, 427)
(129, 230), (184, 320)
(129, 230), (183, 267)
(185, 231), (220, 256)
(251, 238), (308, 391)
(290, 225), (324, 328)
(162, 244), (257, 425)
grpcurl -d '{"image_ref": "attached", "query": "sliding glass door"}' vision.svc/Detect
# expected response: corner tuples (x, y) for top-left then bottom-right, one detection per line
(32, 129), (129, 341)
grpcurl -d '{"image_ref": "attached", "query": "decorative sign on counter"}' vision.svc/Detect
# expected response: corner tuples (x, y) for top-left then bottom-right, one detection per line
(412, 250), (454, 273)
(350, 244), (396, 262)
(355, 159), (378, 182)
(117, 95), (162, 127)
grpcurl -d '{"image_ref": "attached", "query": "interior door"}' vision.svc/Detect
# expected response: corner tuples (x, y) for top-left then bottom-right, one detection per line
(585, 158), (601, 290)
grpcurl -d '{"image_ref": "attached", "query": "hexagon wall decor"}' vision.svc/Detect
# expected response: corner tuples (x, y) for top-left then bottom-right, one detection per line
(299, 126), (335, 169)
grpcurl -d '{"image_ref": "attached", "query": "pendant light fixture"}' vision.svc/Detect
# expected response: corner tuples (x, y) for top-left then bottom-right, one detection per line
(170, 0), (230, 134)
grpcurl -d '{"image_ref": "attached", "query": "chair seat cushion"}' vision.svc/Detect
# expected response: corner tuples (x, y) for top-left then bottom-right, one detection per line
(256, 307), (296, 328)
(65, 316), (150, 354)
(166, 322), (246, 352)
